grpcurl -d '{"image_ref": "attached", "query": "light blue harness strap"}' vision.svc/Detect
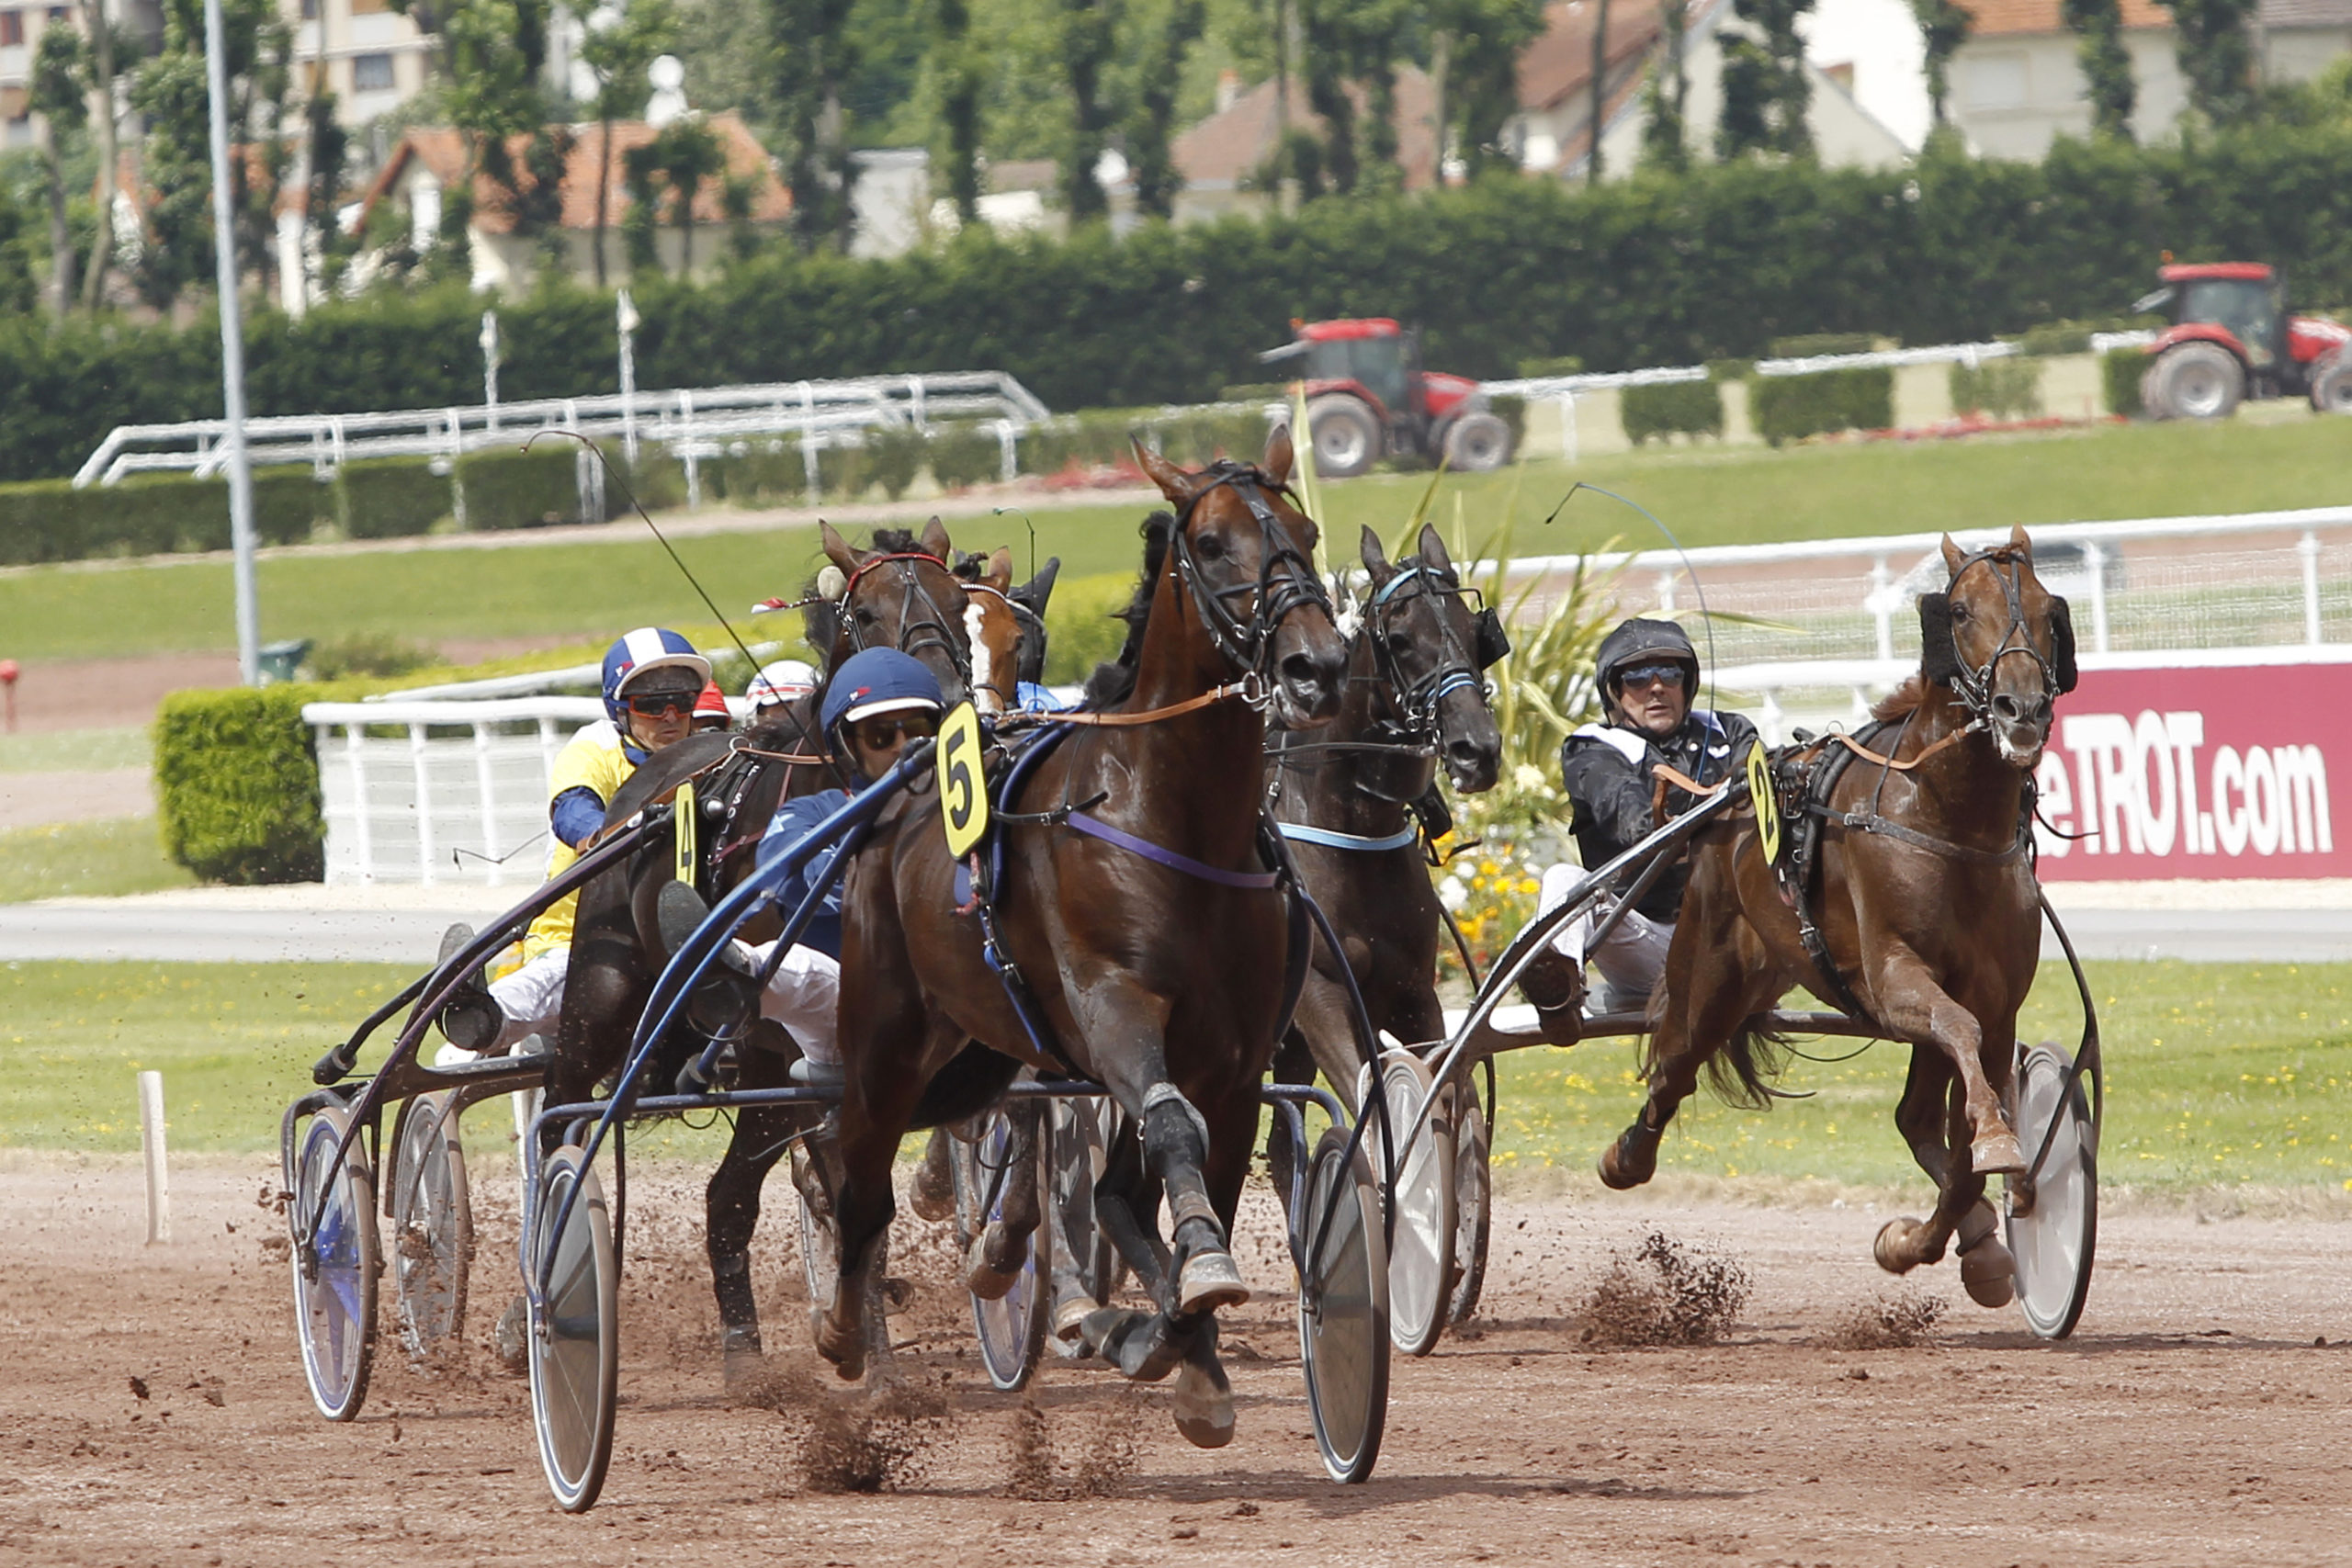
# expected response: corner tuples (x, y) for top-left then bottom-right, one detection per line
(1276, 819), (1421, 852)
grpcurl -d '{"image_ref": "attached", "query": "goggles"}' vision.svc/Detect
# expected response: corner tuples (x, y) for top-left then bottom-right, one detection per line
(1618, 663), (1688, 693)
(622, 689), (699, 717)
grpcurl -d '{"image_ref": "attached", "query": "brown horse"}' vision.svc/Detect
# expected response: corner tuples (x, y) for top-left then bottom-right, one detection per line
(821, 431), (1346, 1448)
(1598, 526), (2075, 1305)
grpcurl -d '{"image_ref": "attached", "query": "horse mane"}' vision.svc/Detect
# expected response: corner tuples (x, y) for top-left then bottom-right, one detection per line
(1082, 510), (1173, 708)
(869, 526), (925, 556)
(1870, 675), (1928, 722)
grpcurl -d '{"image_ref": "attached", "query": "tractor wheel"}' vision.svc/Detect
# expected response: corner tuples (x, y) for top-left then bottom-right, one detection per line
(2311, 355), (2352, 415)
(2143, 342), (2245, 421)
(1306, 396), (1382, 479)
(1442, 412), (1513, 472)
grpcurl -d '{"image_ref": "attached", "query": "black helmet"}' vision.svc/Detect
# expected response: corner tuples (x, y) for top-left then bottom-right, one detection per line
(1593, 617), (1700, 707)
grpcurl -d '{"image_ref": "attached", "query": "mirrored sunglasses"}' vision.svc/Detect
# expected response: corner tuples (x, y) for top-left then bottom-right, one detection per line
(1620, 663), (1687, 693)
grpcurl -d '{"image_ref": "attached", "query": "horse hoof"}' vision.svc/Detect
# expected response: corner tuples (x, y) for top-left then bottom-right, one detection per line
(1171, 1354), (1236, 1450)
(723, 1346), (766, 1394)
(910, 1132), (956, 1222)
(1874, 1218), (1926, 1275)
(1957, 1213), (2017, 1308)
(1049, 1296), (1095, 1351)
(1176, 1249), (1251, 1315)
(1597, 1132), (1656, 1191)
(1972, 1130), (2027, 1175)
(965, 1233), (1020, 1302)
(815, 1315), (866, 1382)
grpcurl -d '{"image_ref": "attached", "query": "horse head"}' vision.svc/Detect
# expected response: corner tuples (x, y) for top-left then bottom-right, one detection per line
(1134, 425), (1346, 728)
(1924, 525), (2077, 771)
(816, 517), (978, 706)
(1359, 523), (1504, 794)
(953, 546), (1028, 716)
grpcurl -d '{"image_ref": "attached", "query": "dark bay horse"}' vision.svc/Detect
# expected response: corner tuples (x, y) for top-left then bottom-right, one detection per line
(1598, 526), (2075, 1305)
(1265, 522), (1502, 1110)
(823, 432), (1347, 1448)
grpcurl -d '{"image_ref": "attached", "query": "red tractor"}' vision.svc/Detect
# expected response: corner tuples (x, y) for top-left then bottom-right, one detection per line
(2134, 262), (2352, 421)
(1261, 318), (1514, 479)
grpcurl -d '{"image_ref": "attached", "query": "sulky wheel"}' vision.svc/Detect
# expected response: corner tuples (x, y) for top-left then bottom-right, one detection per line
(289, 1102), (380, 1422)
(1445, 1077), (1493, 1329)
(389, 1090), (472, 1361)
(1298, 1126), (1390, 1483)
(1360, 1050), (1454, 1358)
(527, 1145), (619, 1513)
(951, 1104), (1049, 1392)
(2006, 1042), (2098, 1341)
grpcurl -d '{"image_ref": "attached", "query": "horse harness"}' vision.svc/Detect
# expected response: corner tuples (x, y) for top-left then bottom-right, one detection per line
(832, 549), (976, 691)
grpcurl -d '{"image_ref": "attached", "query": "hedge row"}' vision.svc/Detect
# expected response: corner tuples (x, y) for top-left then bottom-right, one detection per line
(1751, 367), (1895, 446)
(1622, 380), (1725, 445)
(9, 124), (2352, 481)
(2102, 347), (2147, 417)
(1950, 358), (2044, 420)
(153, 685), (324, 884)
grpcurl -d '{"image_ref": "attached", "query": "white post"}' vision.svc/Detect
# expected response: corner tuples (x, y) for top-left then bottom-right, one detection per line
(1870, 554), (1893, 661)
(616, 288), (640, 465)
(997, 419), (1018, 483)
(344, 723), (373, 884)
(799, 381), (820, 506)
(474, 720), (501, 886)
(2300, 530), (2323, 646)
(411, 721), (436, 885)
(1556, 391), (1577, 463)
(481, 310), (501, 426)
(2083, 541), (2111, 655)
(139, 1070), (170, 1245)
(1657, 569), (1677, 615)
(203, 0), (261, 687)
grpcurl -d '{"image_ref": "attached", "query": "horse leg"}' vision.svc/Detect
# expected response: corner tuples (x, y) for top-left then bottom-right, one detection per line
(1868, 942), (2023, 1174)
(1164, 1082), (1266, 1450)
(967, 1098), (1045, 1300)
(1598, 947), (1758, 1190)
(706, 1039), (799, 1385)
(1874, 1048), (1958, 1274)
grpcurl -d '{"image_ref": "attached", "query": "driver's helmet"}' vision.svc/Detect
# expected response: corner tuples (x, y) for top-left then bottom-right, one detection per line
(600, 627), (711, 723)
(819, 648), (944, 741)
(1593, 617), (1700, 716)
(745, 658), (819, 710)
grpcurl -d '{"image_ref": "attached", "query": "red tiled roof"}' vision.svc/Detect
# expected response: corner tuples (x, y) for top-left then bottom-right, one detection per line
(1172, 68), (1442, 191)
(1517, 0), (1673, 112)
(1960, 0), (2170, 35)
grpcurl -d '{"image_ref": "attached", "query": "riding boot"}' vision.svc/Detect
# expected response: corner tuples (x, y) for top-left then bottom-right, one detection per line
(432, 923), (503, 1055)
(1515, 948), (1586, 1044)
(656, 881), (758, 1032)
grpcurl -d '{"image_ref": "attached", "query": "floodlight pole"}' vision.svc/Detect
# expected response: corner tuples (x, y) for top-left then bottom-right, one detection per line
(204, 0), (260, 687)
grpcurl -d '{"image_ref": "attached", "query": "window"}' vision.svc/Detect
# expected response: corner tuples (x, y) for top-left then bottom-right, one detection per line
(300, 0), (316, 17)
(1, 85), (26, 125)
(1958, 54), (2029, 113)
(45, 6), (64, 19)
(0, 13), (24, 47)
(352, 51), (395, 92)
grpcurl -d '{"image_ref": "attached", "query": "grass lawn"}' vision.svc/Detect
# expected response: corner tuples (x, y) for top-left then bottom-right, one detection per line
(0, 817), (195, 903)
(1491, 959), (2352, 1191)
(6, 958), (2350, 1198)
(0, 727), (150, 772)
(3, 415), (2346, 663)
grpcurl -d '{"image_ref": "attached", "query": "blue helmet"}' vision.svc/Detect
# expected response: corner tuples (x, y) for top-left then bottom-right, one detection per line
(820, 648), (945, 736)
(601, 627), (711, 722)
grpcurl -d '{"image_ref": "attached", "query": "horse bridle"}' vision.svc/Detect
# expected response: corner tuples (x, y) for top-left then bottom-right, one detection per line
(1930, 547), (2072, 727)
(834, 550), (974, 689)
(1364, 563), (1507, 730)
(1167, 461), (1336, 682)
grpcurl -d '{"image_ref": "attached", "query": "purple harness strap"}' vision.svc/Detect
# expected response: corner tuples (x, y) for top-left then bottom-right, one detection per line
(1067, 812), (1281, 890)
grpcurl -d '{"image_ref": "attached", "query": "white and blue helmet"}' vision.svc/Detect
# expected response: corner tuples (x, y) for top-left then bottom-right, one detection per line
(600, 627), (711, 722)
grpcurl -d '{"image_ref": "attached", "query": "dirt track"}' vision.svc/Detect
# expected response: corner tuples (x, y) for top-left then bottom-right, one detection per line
(5, 1155), (2349, 1567)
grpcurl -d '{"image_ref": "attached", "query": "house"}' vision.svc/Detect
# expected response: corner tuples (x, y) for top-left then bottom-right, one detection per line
(1950, 0), (2352, 159)
(288, 0), (438, 127)
(1527, 0), (1913, 178)
(356, 112), (790, 292)
(1168, 66), (1444, 218)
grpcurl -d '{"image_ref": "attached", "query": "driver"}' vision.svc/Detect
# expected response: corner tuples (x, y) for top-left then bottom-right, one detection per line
(741, 647), (944, 1088)
(436, 627), (711, 1058)
(1519, 617), (1757, 1031)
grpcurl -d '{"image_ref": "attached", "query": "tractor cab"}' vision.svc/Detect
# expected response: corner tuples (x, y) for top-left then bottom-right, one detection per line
(2135, 263), (2285, 370)
(1297, 320), (1424, 429)
(1261, 317), (1510, 478)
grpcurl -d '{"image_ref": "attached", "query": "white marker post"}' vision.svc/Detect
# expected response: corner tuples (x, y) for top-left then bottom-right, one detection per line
(138, 1070), (171, 1245)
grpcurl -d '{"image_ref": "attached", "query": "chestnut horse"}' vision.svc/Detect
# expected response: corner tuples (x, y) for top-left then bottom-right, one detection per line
(1598, 526), (2075, 1305)
(822, 432), (1346, 1448)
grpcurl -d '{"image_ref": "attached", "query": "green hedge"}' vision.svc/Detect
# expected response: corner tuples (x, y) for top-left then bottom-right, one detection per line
(1751, 367), (1894, 446)
(12, 123), (2352, 481)
(1950, 358), (2044, 420)
(1622, 380), (1725, 445)
(0, 469), (323, 565)
(926, 423), (1004, 490)
(456, 446), (583, 529)
(2102, 346), (2147, 416)
(1041, 570), (1137, 684)
(337, 457), (452, 538)
(153, 685), (324, 884)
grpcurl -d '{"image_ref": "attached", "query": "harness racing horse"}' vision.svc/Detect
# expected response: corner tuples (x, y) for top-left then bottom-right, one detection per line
(1598, 526), (2076, 1306)
(1262, 523), (1501, 1171)
(823, 431), (1347, 1448)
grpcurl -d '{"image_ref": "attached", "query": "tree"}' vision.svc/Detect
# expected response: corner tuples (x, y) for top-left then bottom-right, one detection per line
(426, 0), (572, 253)
(1433, 0), (1544, 178)
(2062, 0), (2134, 139)
(933, 0), (984, 222)
(1060, 0), (1119, 220)
(581, 0), (679, 286)
(625, 114), (727, 273)
(30, 23), (88, 317)
(1128, 0), (1208, 219)
(1296, 0), (1410, 196)
(769, 0), (859, 251)
(1716, 0), (1813, 159)
(2163, 0), (2258, 125)
(1910, 0), (1968, 129)
(1587, 0), (1610, 183)
(303, 85), (350, 297)
(78, 0), (124, 310)
(130, 0), (291, 310)
(1641, 0), (1688, 171)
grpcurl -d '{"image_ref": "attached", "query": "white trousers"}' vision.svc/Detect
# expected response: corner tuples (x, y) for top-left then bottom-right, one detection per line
(747, 940), (842, 1064)
(1536, 863), (1676, 1006)
(487, 947), (569, 1055)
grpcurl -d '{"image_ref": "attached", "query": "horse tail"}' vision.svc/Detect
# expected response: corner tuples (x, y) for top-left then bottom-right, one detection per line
(1702, 1016), (1794, 1111)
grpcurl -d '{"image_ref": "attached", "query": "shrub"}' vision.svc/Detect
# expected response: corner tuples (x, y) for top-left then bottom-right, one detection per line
(0, 470), (325, 565)
(1041, 570), (1137, 684)
(818, 440), (871, 500)
(1157, 406), (1271, 467)
(457, 446), (582, 529)
(1707, 358), (1755, 383)
(1750, 367), (1894, 445)
(2102, 346), (2147, 416)
(925, 423), (1004, 491)
(1514, 355), (1584, 378)
(337, 457), (452, 539)
(1949, 357), (2044, 420)
(153, 685), (325, 884)
(864, 423), (928, 501)
(305, 632), (442, 681)
(1621, 380), (1725, 445)
(1017, 422), (1077, 476)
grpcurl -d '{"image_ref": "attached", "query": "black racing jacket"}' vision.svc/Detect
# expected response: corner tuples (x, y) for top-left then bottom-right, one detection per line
(1559, 707), (1759, 923)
